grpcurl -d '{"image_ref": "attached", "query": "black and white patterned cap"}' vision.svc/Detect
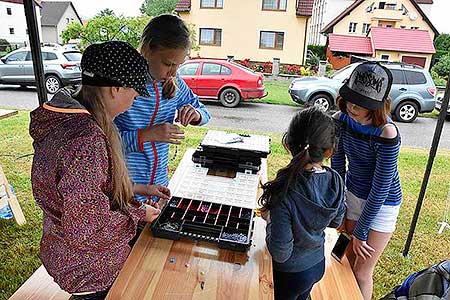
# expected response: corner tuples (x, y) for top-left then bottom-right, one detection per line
(81, 41), (150, 97)
(339, 61), (393, 110)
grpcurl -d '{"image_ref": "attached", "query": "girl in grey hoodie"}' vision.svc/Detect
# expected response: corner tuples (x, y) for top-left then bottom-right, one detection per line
(260, 107), (346, 300)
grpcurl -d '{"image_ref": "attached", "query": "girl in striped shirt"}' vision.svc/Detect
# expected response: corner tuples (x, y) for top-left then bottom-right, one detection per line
(115, 15), (211, 204)
(331, 62), (402, 300)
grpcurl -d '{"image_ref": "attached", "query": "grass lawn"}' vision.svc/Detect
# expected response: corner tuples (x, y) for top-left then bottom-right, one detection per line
(1, 112), (450, 299)
(253, 79), (298, 107)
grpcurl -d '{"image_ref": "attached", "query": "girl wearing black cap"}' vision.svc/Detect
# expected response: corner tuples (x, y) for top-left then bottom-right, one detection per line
(331, 62), (402, 300)
(115, 14), (211, 204)
(30, 41), (167, 300)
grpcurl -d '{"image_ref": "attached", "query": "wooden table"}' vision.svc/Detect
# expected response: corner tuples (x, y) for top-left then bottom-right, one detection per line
(107, 149), (362, 300)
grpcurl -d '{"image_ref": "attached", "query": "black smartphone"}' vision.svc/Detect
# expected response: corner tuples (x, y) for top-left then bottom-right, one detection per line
(331, 232), (351, 263)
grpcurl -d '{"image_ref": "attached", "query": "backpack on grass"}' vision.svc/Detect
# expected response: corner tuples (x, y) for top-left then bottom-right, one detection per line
(381, 260), (450, 300)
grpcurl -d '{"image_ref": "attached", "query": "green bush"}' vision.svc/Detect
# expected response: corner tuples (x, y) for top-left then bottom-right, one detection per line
(431, 70), (447, 87)
(0, 38), (11, 52)
(308, 45), (326, 60)
(431, 54), (450, 79)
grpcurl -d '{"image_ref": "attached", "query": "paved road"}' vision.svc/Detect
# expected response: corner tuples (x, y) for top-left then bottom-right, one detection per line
(1, 85), (448, 149)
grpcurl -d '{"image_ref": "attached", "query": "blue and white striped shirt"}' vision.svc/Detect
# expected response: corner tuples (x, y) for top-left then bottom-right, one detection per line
(331, 112), (402, 241)
(114, 75), (211, 202)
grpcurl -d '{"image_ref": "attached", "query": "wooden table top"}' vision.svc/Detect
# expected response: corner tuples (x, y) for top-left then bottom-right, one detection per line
(107, 149), (362, 300)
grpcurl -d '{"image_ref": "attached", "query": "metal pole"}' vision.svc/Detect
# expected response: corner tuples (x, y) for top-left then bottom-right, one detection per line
(23, 0), (47, 106)
(403, 74), (450, 257)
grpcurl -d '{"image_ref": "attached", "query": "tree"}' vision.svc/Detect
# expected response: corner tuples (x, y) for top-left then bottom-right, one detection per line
(433, 33), (450, 65)
(61, 15), (152, 49)
(61, 22), (84, 44)
(431, 53), (450, 79)
(140, 0), (178, 16)
(95, 8), (116, 18)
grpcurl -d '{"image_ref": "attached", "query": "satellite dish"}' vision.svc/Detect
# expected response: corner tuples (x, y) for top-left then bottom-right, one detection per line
(409, 12), (418, 20)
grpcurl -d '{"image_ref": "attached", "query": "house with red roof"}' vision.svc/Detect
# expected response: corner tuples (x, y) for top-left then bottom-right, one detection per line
(175, 0), (314, 65)
(320, 0), (437, 70)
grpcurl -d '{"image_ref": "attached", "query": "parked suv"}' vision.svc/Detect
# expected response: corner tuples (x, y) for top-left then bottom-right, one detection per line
(289, 62), (436, 122)
(0, 46), (82, 94)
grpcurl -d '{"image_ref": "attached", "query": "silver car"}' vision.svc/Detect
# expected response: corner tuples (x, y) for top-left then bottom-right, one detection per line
(0, 46), (82, 94)
(289, 62), (436, 123)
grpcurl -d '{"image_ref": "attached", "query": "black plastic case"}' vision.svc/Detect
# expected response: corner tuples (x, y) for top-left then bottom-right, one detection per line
(151, 196), (255, 252)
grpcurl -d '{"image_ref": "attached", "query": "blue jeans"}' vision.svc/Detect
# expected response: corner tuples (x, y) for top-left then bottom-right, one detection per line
(273, 259), (326, 300)
(69, 290), (108, 300)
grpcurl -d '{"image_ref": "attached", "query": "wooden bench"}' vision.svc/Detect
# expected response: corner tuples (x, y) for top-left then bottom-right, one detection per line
(9, 266), (70, 300)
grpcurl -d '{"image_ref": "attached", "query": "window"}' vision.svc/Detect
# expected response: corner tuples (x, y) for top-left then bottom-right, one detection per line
(202, 63), (222, 75)
(362, 23), (371, 34)
(391, 70), (406, 84)
(9, 28), (14, 35)
(348, 22), (357, 33)
(43, 52), (58, 61)
(6, 7), (12, 15)
(379, 1), (385, 9)
(6, 51), (27, 63)
(178, 63), (200, 76)
(199, 28), (222, 46)
(400, 25), (406, 29)
(401, 4), (408, 15)
(221, 65), (232, 75)
(66, 18), (70, 24)
(381, 54), (390, 60)
(366, 2), (375, 12)
(386, 25), (393, 28)
(385, 3), (396, 10)
(405, 70), (426, 85)
(411, 26), (419, 30)
(259, 31), (284, 50)
(201, 0), (223, 8)
(262, 0), (287, 11)
(63, 52), (82, 61)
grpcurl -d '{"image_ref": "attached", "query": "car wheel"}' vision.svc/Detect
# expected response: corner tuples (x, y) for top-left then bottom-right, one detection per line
(310, 94), (332, 112)
(394, 101), (418, 123)
(219, 88), (241, 108)
(45, 75), (61, 94)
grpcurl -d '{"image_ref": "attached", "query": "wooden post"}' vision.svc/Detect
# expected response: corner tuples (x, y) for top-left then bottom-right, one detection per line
(0, 164), (26, 225)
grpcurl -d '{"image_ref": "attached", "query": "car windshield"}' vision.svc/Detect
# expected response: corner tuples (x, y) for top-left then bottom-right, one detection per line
(63, 52), (82, 62)
(331, 64), (358, 81)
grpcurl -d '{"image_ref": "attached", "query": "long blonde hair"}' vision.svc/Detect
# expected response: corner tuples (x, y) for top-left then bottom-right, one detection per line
(75, 85), (134, 210)
(140, 14), (191, 99)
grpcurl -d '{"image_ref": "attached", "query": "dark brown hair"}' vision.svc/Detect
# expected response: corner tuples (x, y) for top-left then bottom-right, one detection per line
(258, 107), (338, 212)
(337, 96), (391, 127)
(140, 14), (191, 99)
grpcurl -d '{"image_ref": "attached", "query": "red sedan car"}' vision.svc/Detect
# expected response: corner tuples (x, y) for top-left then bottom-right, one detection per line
(178, 58), (266, 107)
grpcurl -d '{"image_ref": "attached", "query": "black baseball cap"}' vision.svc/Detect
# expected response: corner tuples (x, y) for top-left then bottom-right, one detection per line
(339, 61), (393, 111)
(81, 41), (150, 97)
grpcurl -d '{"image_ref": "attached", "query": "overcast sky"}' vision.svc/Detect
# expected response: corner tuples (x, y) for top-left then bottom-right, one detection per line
(66, 0), (450, 34)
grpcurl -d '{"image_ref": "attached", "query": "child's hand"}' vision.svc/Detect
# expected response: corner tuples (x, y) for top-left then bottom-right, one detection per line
(142, 185), (171, 201)
(141, 123), (185, 144)
(352, 236), (375, 260)
(176, 104), (201, 127)
(144, 204), (161, 223)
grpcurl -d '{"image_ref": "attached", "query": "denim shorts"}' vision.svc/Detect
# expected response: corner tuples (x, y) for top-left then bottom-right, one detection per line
(346, 190), (401, 233)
